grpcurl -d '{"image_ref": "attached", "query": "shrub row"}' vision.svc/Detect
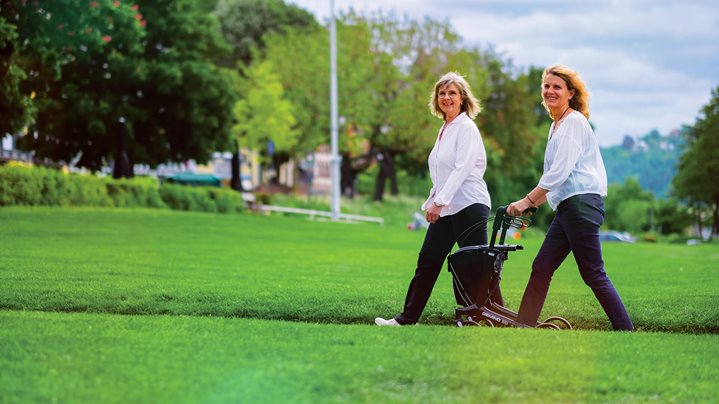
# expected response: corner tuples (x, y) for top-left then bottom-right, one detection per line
(0, 165), (244, 214)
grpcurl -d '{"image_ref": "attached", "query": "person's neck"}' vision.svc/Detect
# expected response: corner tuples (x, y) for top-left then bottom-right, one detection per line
(552, 105), (571, 123)
(445, 111), (461, 123)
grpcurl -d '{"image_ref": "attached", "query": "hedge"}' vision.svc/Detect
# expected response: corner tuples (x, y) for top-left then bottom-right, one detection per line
(0, 165), (244, 214)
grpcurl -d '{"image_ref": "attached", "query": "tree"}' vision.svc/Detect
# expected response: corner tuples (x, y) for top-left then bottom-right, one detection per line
(213, 0), (318, 190)
(232, 60), (297, 182)
(8, 0), (235, 172)
(604, 177), (655, 232)
(213, 0), (318, 67)
(129, 0), (236, 168)
(673, 86), (719, 239)
(0, 11), (33, 135)
(1, 0), (143, 144)
(257, 25), (330, 180)
(654, 199), (692, 235)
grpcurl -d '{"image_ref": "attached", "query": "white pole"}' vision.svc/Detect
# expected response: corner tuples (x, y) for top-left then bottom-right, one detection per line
(329, 0), (341, 220)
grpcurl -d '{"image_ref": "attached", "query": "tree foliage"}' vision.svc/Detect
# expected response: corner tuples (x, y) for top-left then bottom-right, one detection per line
(129, 0), (236, 166)
(673, 85), (719, 238)
(1, 0), (143, 137)
(602, 128), (685, 199)
(213, 0), (318, 67)
(604, 177), (654, 233)
(232, 60), (297, 158)
(4, 0), (235, 170)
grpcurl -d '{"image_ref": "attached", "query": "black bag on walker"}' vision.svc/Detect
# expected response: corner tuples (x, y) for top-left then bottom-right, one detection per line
(448, 245), (506, 308)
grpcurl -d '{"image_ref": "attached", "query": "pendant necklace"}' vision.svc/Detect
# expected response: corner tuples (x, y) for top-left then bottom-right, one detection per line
(551, 106), (572, 137)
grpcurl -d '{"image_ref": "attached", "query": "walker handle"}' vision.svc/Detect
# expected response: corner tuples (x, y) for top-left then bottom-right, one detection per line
(490, 205), (536, 247)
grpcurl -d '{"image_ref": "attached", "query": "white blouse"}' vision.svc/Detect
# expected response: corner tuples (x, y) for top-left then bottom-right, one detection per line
(538, 111), (608, 210)
(422, 112), (491, 217)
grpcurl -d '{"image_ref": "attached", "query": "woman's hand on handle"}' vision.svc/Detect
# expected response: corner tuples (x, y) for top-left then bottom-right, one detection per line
(508, 186), (548, 216)
(507, 198), (532, 217)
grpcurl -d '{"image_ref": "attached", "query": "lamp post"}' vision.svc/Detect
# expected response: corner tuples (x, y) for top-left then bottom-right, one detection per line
(329, 0), (341, 220)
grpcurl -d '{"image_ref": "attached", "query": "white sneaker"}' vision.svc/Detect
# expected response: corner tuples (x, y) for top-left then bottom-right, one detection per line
(374, 317), (401, 326)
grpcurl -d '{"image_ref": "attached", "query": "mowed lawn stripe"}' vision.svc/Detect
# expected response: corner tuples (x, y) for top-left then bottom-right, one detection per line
(1, 207), (717, 332)
(1, 310), (718, 403)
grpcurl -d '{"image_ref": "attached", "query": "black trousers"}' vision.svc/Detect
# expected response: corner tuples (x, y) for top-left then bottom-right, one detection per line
(516, 194), (634, 330)
(396, 203), (493, 325)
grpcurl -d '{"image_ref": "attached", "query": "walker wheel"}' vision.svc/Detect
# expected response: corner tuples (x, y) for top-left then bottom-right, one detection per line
(542, 316), (573, 330)
(456, 317), (482, 327)
(476, 318), (494, 327)
(537, 322), (561, 330)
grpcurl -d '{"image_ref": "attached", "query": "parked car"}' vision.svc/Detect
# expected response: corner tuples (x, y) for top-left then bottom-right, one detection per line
(599, 231), (636, 243)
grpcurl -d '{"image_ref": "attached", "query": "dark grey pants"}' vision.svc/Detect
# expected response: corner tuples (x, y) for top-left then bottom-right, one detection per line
(396, 203), (492, 325)
(516, 194), (634, 330)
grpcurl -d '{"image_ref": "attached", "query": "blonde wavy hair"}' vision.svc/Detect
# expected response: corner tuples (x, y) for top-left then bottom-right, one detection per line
(428, 72), (481, 120)
(542, 64), (590, 120)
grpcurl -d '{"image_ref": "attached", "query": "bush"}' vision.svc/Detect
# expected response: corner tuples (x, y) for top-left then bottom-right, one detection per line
(254, 192), (271, 205)
(69, 174), (114, 207)
(207, 188), (244, 213)
(159, 183), (217, 213)
(0, 165), (247, 215)
(106, 179), (166, 209)
(0, 165), (45, 206)
(0, 165), (119, 207)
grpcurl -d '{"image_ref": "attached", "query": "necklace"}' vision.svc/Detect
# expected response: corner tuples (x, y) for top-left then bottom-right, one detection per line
(551, 106), (572, 135)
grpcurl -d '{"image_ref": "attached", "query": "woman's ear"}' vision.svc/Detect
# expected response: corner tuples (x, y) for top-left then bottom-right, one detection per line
(569, 89), (576, 99)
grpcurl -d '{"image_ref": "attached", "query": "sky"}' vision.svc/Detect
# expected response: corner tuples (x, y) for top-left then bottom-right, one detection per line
(287, 0), (719, 146)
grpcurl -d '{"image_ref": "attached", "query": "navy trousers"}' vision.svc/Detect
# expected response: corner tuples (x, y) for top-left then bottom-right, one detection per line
(516, 194), (634, 330)
(396, 203), (494, 325)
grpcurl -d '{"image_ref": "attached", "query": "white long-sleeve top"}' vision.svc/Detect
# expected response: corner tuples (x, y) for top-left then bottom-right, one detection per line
(539, 110), (608, 210)
(421, 112), (491, 217)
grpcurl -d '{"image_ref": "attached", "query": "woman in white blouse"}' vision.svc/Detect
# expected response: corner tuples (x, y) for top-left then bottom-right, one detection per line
(507, 65), (634, 330)
(375, 72), (494, 326)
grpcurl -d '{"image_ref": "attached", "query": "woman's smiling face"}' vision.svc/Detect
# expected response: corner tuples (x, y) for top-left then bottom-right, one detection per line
(542, 73), (574, 112)
(437, 83), (462, 120)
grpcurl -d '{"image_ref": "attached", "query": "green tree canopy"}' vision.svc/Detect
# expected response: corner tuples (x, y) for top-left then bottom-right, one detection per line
(213, 0), (318, 67)
(129, 0), (236, 167)
(1, 0), (143, 137)
(673, 85), (719, 238)
(9, 0), (236, 170)
(232, 60), (297, 159)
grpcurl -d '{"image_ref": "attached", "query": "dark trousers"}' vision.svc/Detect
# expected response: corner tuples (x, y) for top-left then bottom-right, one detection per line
(516, 194), (634, 330)
(396, 203), (493, 325)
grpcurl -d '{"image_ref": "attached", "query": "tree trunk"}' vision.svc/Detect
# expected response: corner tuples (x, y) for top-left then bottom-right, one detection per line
(341, 153), (357, 198)
(694, 201), (703, 239)
(388, 151), (399, 196)
(373, 150), (399, 202)
(112, 120), (133, 179)
(712, 197), (719, 241)
(230, 151), (243, 191)
(373, 166), (385, 202)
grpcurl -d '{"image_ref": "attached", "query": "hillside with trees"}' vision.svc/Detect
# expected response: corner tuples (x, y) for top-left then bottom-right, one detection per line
(601, 129), (685, 199)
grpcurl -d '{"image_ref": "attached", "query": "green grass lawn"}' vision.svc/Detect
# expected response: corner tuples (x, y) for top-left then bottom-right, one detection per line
(1, 206), (718, 402)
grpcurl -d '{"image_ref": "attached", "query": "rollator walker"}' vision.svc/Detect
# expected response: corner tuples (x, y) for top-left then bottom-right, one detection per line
(447, 206), (572, 329)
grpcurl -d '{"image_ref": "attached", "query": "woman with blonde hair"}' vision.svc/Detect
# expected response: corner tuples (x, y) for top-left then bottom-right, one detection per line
(507, 65), (634, 330)
(376, 72), (495, 326)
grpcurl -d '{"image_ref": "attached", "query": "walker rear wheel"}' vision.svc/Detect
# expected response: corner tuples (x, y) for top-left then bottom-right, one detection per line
(537, 322), (561, 330)
(542, 316), (573, 330)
